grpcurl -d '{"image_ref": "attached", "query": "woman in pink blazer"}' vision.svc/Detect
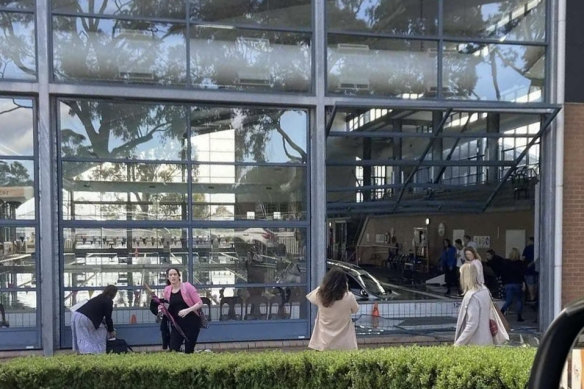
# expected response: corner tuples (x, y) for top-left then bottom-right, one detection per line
(156, 267), (203, 353)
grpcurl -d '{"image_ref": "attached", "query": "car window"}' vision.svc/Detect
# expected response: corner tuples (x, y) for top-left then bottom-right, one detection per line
(347, 275), (362, 292)
(560, 329), (584, 388)
(360, 274), (385, 295)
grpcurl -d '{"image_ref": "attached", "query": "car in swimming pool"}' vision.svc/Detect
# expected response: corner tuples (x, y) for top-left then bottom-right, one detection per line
(326, 259), (392, 300)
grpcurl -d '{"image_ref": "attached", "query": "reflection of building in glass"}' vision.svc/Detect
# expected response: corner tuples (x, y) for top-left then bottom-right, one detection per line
(0, 0), (580, 353)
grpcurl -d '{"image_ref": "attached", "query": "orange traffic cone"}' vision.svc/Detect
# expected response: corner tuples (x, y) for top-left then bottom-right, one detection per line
(130, 314), (137, 324)
(372, 302), (380, 329)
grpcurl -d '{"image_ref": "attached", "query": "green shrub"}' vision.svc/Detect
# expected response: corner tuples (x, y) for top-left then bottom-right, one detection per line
(0, 346), (536, 389)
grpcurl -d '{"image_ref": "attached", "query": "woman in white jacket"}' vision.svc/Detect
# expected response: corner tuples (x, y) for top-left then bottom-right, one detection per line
(454, 263), (493, 346)
(307, 267), (359, 351)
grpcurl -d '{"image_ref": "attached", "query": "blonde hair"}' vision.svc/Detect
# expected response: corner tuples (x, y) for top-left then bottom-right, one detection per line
(508, 248), (521, 261)
(464, 246), (482, 261)
(459, 263), (480, 293)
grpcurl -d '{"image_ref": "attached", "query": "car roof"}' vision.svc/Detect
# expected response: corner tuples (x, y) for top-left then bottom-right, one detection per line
(326, 260), (366, 275)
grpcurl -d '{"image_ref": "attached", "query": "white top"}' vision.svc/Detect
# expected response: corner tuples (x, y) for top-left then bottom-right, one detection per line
(472, 259), (485, 285)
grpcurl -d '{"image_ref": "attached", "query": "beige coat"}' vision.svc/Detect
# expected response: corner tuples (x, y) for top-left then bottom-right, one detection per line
(307, 287), (359, 351)
(454, 285), (494, 346)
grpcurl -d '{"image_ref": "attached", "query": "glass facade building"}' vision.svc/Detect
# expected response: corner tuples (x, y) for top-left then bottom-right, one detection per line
(0, 0), (563, 352)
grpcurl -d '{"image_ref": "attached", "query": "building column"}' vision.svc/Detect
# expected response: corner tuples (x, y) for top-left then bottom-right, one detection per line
(310, 0), (327, 328)
(36, 0), (59, 355)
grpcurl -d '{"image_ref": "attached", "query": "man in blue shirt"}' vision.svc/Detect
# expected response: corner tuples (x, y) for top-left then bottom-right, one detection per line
(440, 239), (459, 295)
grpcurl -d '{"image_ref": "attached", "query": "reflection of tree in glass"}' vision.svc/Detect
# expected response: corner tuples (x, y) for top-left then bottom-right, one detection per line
(52, 7), (186, 84)
(0, 161), (32, 186)
(60, 100), (188, 221)
(327, 0), (436, 35)
(86, 163), (186, 220)
(0, 12), (35, 79)
(237, 108), (306, 163)
(191, 0), (310, 28)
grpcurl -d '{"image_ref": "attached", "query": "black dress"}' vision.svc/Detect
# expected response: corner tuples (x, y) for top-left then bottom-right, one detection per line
(167, 290), (200, 353)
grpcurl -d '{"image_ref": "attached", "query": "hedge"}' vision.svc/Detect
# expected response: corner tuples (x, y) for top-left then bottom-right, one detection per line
(0, 346), (536, 389)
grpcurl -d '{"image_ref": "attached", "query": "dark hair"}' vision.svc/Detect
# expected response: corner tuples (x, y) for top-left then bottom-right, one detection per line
(455, 239), (463, 245)
(443, 239), (452, 247)
(102, 285), (118, 300)
(486, 249), (496, 255)
(464, 234), (472, 240)
(166, 267), (181, 278)
(318, 268), (348, 308)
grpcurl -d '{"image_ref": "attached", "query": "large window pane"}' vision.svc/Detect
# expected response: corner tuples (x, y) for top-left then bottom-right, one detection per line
(53, 16), (187, 85)
(192, 165), (307, 221)
(0, 1), (34, 9)
(189, 0), (312, 29)
(0, 12), (36, 80)
(0, 291), (36, 327)
(197, 286), (308, 321)
(0, 226), (36, 289)
(190, 27), (311, 93)
(444, 0), (545, 42)
(0, 98), (34, 156)
(63, 228), (188, 289)
(62, 162), (187, 221)
(191, 107), (307, 164)
(0, 160), (35, 220)
(443, 42), (544, 101)
(328, 35), (437, 97)
(327, 0), (438, 35)
(52, 0), (187, 19)
(193, 227), (306, 286)
(59, 100), (188, 160)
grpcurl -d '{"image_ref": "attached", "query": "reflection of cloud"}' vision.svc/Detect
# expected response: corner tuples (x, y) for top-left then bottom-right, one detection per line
(0, 100), (34, 156)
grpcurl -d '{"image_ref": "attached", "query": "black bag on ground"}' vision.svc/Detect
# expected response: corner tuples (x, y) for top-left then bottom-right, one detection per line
(106, 338), (133, 354)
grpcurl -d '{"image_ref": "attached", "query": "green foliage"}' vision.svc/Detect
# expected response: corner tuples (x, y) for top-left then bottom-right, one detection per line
(0, 346), (536, 389)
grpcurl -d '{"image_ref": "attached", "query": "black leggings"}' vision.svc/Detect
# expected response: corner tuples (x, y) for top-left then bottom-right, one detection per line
(169, 313), (200, 354)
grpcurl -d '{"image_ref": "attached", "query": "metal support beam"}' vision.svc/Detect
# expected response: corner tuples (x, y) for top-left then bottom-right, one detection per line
(482, 108), (561, 212)
(433, 114), (472, 184)
(486, 113), (501, 183)
(324, 105), (337, 137)
(310, 0), (327, 331)
(392, 109), (452, 211)
(37, 0), (58, 356)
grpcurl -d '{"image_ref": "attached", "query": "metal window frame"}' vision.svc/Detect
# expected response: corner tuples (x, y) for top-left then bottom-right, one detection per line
(55, 96), (312, 347)
(0, 94), (41, 350)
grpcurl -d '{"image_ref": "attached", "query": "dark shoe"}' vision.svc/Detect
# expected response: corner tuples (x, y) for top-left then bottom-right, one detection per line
(517, 316), (525, 322)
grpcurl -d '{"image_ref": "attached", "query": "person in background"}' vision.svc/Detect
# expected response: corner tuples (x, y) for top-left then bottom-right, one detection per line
(307, 267), (359, 351)
(440, 239), (458, 295)
(153, 268), (203, 354)
(522, 237), (537, 302)
(149, 280), (171, 350)
(500, 248), (526, 322)
(464, 246), (484, 286)
(454, 263), (493, 346)
(0, 303), (8, 327)
(454, 239), (465, 266)
(71, 285), (117, 354)
(463, 235), (478, 250)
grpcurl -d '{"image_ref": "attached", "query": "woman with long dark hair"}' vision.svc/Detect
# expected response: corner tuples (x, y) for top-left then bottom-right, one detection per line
(152, 268), (203, 353)
(306, 267), (359, 350)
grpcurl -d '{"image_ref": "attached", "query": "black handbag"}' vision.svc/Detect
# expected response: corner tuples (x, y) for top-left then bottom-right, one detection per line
(106, 338), (133, 354)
